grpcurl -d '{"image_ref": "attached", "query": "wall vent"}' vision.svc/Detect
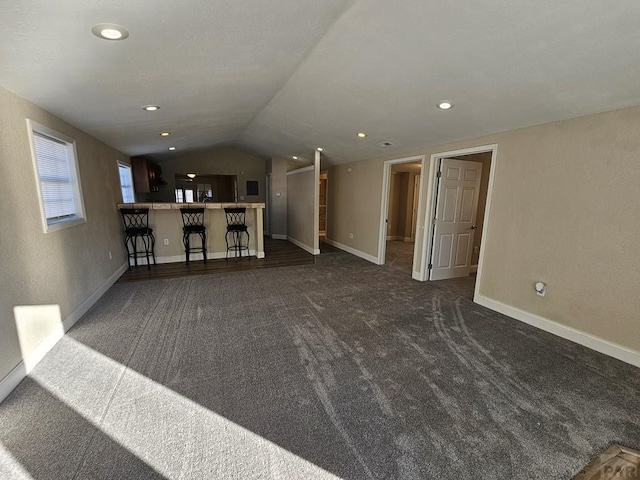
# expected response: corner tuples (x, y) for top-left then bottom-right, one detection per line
(377, 141), (394, 147)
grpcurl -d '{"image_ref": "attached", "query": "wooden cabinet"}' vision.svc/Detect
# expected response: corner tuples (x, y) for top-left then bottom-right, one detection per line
(131, 157), (164, 193)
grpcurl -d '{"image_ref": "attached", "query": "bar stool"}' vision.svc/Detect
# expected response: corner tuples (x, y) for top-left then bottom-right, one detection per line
(120, 208), (156, 270)
(224, 208), (249, 260)
(180, 208), (207, 264)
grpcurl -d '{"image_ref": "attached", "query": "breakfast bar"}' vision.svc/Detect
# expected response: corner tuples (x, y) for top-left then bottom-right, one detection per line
(117, 203), (265, 264)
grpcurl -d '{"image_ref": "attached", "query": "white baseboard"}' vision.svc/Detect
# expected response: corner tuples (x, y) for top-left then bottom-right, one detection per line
(475, 295), (640, 368)
(287, 236), (320, 255)
(0, 262), (128, 404)
(323, 239), (379, 264)
(256, 252), (265, 259)
(403, 237), (413, 243)
(271, 234), (287, 240)
(386, 235), (401, 241)
(470, 264), (478, 273)
(0, 362), (26, 406)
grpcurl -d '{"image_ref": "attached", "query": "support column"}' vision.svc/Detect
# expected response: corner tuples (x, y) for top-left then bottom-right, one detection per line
(255, 207), (265, 258)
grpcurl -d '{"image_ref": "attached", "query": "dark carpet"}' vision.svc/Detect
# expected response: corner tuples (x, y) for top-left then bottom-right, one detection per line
(1, 250), (638, 479)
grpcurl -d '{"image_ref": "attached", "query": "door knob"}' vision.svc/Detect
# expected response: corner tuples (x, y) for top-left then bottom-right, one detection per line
(470, 225), (477, 229)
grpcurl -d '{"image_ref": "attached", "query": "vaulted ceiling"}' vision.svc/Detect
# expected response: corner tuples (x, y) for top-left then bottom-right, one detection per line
(2, 1), (640, 165)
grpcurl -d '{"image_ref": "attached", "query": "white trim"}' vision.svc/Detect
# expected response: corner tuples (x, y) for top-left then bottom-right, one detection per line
(378, 155), (427, 276)
(256, 252), (265, 259)
(475, 295), (640, 368)
(386, 235), (401, 241)
(403, 237), (412, 243)
(324, 239), (379, 264)
(271, 234), (288, 240)
(313, 150), (321, 254)
(26, 119), (87, 234)
(286, 165), (314, 176)
(287, 236), (320, 255)
(0, 362), (26, 406)
(0, 262), (128, 404)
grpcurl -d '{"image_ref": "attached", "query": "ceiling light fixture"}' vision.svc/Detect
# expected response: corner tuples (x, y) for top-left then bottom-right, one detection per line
(357, 132), (367, 138)
(142, 105), (160, 111)
(186, 173), (196, 179)
(437, 101), (454, 110)
(292, 156), (298, 160)
(316, 147), (324, 152)
(168, 146), (176, 151)
(160, 132), (171, 137)
(91, 23), (129, 41)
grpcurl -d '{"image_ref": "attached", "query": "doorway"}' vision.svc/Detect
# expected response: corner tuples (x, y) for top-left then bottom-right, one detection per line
(319, 172), (327, 237)
(378, 156), (426, 277)
(425, 146), (496, 300)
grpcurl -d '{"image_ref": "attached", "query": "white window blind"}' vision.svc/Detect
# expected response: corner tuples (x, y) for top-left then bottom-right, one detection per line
(33, 132), (77, 222)
(118, 163), (135, 202)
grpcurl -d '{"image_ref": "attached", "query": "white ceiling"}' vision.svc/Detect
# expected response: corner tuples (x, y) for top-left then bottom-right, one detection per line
(2, 0), (640, 165)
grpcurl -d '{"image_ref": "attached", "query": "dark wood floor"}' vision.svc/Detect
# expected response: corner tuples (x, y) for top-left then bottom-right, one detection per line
(117, 237), (315, 283)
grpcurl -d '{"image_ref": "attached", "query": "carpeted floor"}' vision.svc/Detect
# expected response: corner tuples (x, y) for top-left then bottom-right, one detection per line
(1, 250), (639, 479)
(385, 240), (415, 274)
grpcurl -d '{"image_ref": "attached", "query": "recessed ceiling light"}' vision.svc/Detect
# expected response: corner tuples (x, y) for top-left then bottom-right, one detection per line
(160, 132), (171, 137)
(142, 105), (160, 111)
(357, 132), (367, 138)
(292, 156), (298, 160)
(91, 23), (129, 41)
(186, 173), (196, 179)
(168, 146), (176, 151)
(437, 101), (454, 110)
(316, 147), (324, 152)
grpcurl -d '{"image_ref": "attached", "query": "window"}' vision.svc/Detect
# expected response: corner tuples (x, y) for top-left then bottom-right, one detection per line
(175, 189), (184, 203)
(28, 120), (86, 233)
(118, 162), (135, 202)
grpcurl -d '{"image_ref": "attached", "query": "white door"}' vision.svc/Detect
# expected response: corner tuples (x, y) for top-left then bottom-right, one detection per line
(430, 159), (482, 280)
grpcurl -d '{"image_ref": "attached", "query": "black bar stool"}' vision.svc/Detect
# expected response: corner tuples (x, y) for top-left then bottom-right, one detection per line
(120, 208), (156, 269)
(224, 208), (249, 260)
(180, 208), (207, 264)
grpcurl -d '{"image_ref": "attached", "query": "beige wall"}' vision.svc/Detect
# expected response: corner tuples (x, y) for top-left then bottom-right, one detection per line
(153, 146), (267, 203)
(142, 208), (259, 259)
(268, 157), (289, 237)
(0, 87), (129, 381)
(387, 172), (410, 239)
(327, 161), (383, 255)
(287, 168), (315, 250)
(327, 105), (640, 352)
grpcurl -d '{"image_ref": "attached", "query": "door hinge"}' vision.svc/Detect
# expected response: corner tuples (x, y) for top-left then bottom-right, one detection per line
(428, 263), (433, 270)
(432, 217), (437, 225)
(436, 170), (442, 178)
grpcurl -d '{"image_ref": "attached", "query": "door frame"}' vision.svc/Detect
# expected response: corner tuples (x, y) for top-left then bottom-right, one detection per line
(410, 174), (420, 241)
(423, 144), (498, 300)
(377, 155), (427, 279)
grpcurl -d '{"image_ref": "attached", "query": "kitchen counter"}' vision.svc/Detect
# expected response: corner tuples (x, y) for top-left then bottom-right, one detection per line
(117, 203), (265, 263)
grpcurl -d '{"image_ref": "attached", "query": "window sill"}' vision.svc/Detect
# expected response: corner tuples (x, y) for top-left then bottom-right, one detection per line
(44, 217), (87, 233)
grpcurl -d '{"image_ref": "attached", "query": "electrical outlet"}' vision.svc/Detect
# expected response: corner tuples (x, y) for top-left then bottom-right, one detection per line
(349, 232), (354, 239)
(535, 281), (546, 297)
(108, 251), (112, 260)
(163, 239), (169, 245)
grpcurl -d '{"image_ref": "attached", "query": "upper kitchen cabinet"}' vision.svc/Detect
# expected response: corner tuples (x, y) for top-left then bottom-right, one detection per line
(131, 157), (165, 193)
